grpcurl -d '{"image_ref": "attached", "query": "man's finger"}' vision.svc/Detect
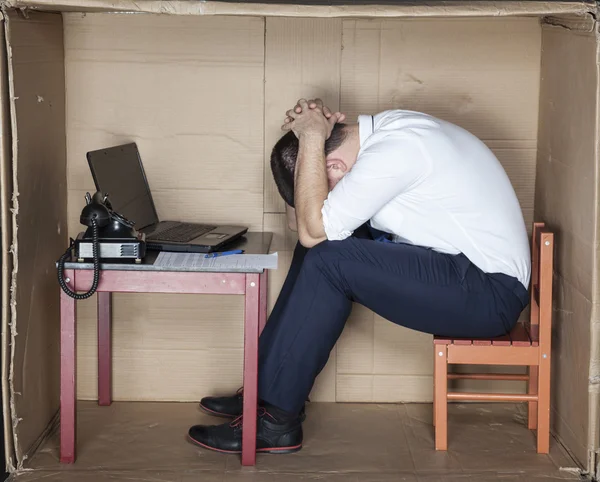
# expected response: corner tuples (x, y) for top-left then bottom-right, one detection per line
(283, 116), (293, 124)
(286, 109), (297, 119)
(329, 112), (345, 126)
(295, 104), (302, 113)
(312, 98), (324, 110)
(281, 121), (294, 131)
(323, 106), (332, 119)
(331, 111), (346, 123)
(298, 98), (309, 110)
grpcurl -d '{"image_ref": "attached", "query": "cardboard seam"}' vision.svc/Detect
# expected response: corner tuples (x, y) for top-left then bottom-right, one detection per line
(19, 409), (58, 466)
(543, 13), (596, 32)
(0, 8), (14, 473)
(2, 8), (23, 469)
(2, 0), (598, 18)
(589, 25), (600, 481)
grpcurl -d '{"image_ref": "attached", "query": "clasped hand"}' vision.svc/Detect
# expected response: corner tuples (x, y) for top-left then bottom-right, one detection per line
(282, 98), (346, 140)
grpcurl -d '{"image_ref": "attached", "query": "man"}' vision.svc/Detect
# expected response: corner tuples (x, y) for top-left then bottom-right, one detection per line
(188, 98), (531, 455)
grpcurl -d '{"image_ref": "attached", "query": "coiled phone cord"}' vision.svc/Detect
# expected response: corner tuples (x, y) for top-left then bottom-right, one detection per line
(57, 217), (100, 300)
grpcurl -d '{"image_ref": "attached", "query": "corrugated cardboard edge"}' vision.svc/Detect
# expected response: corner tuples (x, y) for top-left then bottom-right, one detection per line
(0, 9), (14, 473)
(2, 8), (21, 469)
(590, 19), (600, 480)
(2, 0), (597, 17)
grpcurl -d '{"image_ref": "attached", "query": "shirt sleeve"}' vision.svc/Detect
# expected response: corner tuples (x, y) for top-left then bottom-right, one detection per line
(321, 131), (431, 241)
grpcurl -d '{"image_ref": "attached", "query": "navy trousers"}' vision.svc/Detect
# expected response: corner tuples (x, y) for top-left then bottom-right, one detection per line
(257, 232), (528, 415)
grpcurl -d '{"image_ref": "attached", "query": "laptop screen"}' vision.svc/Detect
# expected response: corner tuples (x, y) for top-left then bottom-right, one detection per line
(86, 143), (159, 230)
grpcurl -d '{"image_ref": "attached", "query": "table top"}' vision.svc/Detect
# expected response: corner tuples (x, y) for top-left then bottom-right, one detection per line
(58, 232), (275, 273)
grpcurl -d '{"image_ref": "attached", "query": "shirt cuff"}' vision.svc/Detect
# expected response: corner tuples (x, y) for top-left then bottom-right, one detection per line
(321, 200), (353, 241)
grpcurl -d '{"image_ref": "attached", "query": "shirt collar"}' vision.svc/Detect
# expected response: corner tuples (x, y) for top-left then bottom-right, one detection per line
(358, 114), (374, 147)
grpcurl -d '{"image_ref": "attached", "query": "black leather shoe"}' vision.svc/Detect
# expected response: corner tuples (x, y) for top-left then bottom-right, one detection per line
(188, 408), (303, 454)
(200, 389), (306, 421)
(199, 388), (244, 418)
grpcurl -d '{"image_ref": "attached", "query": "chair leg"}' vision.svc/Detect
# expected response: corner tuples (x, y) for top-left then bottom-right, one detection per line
(537, 357), (551, 454)
(432, 348), (436, 427)
(528, 365), (538, 430)
(434, 345), (448, 450)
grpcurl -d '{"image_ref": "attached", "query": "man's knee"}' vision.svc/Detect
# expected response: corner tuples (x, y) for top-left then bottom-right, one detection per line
(303, 238), (358, 269)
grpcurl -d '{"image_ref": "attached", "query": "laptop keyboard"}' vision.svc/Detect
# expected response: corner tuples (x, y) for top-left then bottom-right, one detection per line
(148, 223), (217, 242)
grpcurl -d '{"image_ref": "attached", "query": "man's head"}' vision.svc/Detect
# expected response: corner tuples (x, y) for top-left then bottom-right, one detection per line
(270, 123), (359, 207)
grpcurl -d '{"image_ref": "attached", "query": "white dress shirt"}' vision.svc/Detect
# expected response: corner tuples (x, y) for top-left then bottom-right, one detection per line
(321, 110), (531, 288)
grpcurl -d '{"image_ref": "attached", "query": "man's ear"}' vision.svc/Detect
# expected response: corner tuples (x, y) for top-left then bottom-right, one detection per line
(326, 158), (348, 173)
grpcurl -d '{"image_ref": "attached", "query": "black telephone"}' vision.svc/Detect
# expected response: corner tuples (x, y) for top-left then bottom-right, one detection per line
(57, 191), (146, 299)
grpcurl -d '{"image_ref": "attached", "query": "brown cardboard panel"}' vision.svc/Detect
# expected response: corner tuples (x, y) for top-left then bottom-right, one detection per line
(5, 0), (596, 18)
(535, 24), (597, 469)
(341, 18), (541, 142)
(64, 13), (265, 227)
(28, 402), (230, 471)
(491, 146), (537, 233)
(77, 348), (244, 402)
(337, 374), (432, 402)
(0, 15), (16, 470)
(402, 404), (577, 476)
(228, 403), (415, 474)
(309, 346), (337, 402)
(24, 402), (580, 479)
(68, 130), (264, 193)
(373, 316), (432, 376)
(9, 472), (578, 482)
(264, 18), (342, 214)
(76, 294), (246, 351)
(536, 27), (597, 296)
(6, 11), (66, 465)
(263, 213), (299, 253)
(547, 276), (592, 469)
(336, 303), (375, 374)
(74, 292), (247, 401)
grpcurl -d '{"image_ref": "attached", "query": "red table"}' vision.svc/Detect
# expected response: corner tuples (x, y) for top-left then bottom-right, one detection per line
(58, 233), (273, 466)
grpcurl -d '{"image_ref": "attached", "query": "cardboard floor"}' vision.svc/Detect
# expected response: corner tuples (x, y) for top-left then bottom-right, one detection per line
(9, 402), (584, 481)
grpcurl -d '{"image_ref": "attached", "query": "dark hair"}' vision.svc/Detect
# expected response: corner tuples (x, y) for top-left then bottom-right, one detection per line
(270, 123), (348, 207)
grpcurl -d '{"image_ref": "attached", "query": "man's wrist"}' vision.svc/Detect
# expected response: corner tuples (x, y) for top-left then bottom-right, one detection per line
(298, 131), (327, 144)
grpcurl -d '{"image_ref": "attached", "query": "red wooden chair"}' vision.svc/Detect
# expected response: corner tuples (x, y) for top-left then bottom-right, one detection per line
(433, 222), (554, 453)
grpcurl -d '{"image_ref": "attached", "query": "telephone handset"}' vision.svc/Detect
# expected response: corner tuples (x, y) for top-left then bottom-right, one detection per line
(57, 191), (146, 300)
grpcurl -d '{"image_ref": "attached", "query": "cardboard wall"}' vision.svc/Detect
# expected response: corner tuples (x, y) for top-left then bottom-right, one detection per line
(63, 14), (542, 403)
(536, 22), (598, 468)
(0, 12), (15, 469)
(6, 11), (66, 464)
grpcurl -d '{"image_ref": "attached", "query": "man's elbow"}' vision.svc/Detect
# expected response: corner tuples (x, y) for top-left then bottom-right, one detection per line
(298, 232), (326, 249)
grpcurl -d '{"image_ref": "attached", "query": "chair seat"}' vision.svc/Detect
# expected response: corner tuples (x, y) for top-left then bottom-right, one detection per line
(433, 322), (538, 347)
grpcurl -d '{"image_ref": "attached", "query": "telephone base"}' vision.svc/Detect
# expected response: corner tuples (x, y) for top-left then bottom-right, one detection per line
(74, 232), (147, 262)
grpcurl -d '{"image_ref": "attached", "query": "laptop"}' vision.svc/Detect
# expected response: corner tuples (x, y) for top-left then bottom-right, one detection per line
(86, 143), (248, 253)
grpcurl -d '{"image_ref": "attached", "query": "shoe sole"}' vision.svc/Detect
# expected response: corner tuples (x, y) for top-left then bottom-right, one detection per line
(199, 403), (307, 423)
(187, 434), (302, 455)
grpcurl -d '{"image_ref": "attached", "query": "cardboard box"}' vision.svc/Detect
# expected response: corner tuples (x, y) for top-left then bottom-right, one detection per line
(0, 0), (598, 478)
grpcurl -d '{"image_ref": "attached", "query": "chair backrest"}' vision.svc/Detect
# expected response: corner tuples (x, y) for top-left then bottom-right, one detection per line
(528, 222), (554, 349)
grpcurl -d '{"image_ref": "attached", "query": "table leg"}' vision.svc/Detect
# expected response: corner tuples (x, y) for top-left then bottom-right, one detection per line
(97, 292), (112, 406)
(60, 270), (77, 464)
(242, 273), (260, 466)
(259, 270), (268, 335)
